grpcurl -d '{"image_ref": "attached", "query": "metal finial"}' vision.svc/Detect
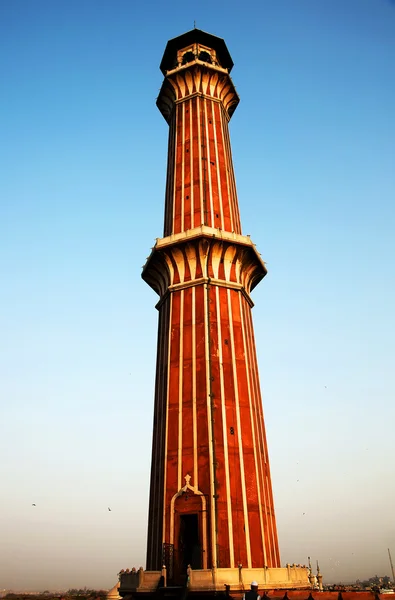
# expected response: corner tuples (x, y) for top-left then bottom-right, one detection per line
(194, 20), (196, 29)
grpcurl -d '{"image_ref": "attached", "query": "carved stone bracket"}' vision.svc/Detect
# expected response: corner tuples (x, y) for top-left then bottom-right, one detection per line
(142, 226), (267, 301)
(157, 62), (239, 122)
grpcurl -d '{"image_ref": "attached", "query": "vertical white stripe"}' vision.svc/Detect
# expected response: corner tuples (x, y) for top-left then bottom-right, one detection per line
(244, 304), (273, 563)
(197, 96), (204, 226)
(212, 103), (225, 230)
(190, 99), (194, 230)
(223, 111), (239, 233)
(178, 289), (184, 490)
(225, 116), (241, 233)
(192, 286), (198, 487)
(165, 116), (175, 236)
(162, 293), (173, 544)
(227, 288), (252, 568)
(171, 117), (176, 234)
(181, 102), (185, 232)
(239, 292), (267, 566)
(203, 99), (214, 227)
(164, 124), (170, 235)
(172, 107), (179, 234)
(219, 108), (234, 233)
(215, 286), (234, 567)
(249, 304), (277, 564)
(204, 282), (217, 568)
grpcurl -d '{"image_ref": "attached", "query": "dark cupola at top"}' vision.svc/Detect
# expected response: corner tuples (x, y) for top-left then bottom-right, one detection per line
(159, 28), (234, 75)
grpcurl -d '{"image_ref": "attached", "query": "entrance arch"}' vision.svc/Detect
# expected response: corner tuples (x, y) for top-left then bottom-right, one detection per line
(170, 474), (208, 570)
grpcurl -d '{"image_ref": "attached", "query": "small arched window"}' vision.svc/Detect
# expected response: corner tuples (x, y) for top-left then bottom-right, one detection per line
(198, 51), (212, 63)
(182, 51), (195, 65)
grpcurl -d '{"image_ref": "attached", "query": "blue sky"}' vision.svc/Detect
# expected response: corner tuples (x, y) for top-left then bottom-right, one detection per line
(1, 0), (394, 591)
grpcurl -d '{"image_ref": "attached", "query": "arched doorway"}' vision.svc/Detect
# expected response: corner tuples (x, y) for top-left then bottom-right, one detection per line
(175, 493), (202, 571)
(169, 475), (208, 581)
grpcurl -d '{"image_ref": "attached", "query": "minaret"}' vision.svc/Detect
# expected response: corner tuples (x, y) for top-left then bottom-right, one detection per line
(143, 29), (280, 576)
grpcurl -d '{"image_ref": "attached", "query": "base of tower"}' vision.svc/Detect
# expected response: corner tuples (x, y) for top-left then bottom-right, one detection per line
(118, 565), (310, 598)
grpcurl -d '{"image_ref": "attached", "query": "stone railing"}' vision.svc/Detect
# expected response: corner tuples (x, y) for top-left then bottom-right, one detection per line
(118, 567), (162, 595)
(187, 565), (310, 592)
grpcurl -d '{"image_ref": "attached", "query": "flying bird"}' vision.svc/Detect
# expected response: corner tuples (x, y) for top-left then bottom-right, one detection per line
(108, 507), (112, 511)
(32, 503), (36, 506)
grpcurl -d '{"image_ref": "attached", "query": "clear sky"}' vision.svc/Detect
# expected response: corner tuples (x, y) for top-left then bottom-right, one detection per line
(1, 0), (394, 592)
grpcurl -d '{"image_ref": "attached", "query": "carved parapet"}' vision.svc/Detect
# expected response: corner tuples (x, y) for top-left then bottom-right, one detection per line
(187, 566), (310, 592)
(157, 62), (239, 122)
(142, 225), (267, 303)
(118, 568), (162, 596)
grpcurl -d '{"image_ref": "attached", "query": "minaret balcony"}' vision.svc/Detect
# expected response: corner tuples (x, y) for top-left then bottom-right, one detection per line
(157, 62), (239, 122)
(142, 225), (267, 305)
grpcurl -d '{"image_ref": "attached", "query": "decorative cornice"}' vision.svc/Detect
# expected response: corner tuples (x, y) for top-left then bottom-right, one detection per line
(157, 62), (239, 123)
(142, 227), (267, 301)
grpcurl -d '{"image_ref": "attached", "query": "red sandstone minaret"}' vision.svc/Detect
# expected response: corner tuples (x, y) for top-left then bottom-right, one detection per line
(143, 29), (280, 578)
